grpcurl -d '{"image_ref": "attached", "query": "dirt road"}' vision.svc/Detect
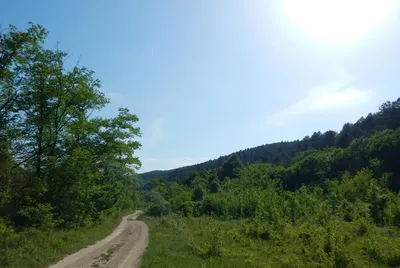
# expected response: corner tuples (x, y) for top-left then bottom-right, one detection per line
(48, 211), (148, 268)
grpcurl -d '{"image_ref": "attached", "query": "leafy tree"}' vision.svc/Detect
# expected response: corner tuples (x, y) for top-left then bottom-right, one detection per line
(0, 23), (142, 228)
(209, 176), (219, 193)
(0, 23), (47, 142)
(147, 191), (171, 217)
(219, 154), (243, 180)
(193, 186), (205, 201)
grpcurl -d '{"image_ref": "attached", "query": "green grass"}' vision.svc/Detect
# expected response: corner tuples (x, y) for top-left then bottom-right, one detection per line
(0, 210), (134, 268)
(140, 214), (400, 268)
(139, 215), (206, 268)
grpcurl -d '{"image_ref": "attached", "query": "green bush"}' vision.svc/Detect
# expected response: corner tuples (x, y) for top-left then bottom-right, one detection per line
(148, 203), (171, 217)
(17, 203), (60, 229)
(384, 194), (400, 227)
(363, 235), (400, 266)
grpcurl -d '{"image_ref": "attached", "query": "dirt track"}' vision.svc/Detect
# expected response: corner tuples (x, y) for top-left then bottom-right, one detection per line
(48, 211), (148, 268)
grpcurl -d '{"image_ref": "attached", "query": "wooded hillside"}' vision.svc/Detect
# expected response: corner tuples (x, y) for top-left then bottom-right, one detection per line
(140, 97), (400, 183)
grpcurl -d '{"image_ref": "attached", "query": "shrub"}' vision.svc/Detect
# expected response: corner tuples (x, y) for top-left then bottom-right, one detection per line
(17, 203), (60, 229)
(363, 236), (400, 266)
(188, 221), (224, 258)
(148, 201), (171, 217)
(146, 191), (171, 217)
(384, 194), (400, 227)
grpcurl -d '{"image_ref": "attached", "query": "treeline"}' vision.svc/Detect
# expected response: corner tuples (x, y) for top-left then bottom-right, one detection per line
(145, 127), (400, 218)
(143, 128), (400, 266)
(0, 23), (141, 231)
(140, 97), (400, 183)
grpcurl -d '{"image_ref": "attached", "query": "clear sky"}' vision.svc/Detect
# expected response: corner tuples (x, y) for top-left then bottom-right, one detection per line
(2, 0), (400, 172)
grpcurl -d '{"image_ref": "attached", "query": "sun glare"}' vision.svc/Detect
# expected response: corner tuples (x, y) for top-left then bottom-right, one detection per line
(282, 0), (398, 44)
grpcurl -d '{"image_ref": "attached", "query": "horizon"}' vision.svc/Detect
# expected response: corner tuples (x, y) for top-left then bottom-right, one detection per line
(139, 96), (397, 174)
(3, 0), (400, 172)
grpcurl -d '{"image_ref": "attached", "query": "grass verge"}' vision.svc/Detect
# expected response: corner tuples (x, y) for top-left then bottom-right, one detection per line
(140, 214), (400, 268)
(0, 209), (134, 268)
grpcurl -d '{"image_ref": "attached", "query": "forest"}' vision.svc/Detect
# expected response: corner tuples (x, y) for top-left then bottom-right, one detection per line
(140, 102), (400, 267)
(140, 97), (400, 183)
(0, 24), (142, 266)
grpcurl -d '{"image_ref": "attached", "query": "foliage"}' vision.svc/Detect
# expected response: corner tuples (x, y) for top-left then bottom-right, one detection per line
(0, 209), (131, 268)
(142, 126), (400, 267)
(141, 215), (400, 268)
(0, 23), (141, 266)
(141, 98), (400, 183)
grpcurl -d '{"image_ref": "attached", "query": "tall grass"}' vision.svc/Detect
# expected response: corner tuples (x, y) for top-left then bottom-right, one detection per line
(140, 214), (400, 268)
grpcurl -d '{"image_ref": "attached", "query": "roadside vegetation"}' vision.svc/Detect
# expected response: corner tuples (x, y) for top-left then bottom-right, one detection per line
(0, 209), (132, 268)
(0, 24), (141, 267)
(141, 113), (400, 267)
(141, 214), (400, 268)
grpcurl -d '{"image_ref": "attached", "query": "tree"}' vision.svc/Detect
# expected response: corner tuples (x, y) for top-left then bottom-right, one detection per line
(323, 130), (337, 148)
(13, 48), (108, 177)
(219, 154), (243, 180)
(193, 185), (205, 201)
(0, 23), (47, 144)
(0, 23), (142, 227)
(335, 123), (354, 148)
(209, 175), (220, 193)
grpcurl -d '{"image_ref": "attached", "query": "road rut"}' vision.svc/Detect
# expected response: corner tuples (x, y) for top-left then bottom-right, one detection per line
(48, 211), (148, 268)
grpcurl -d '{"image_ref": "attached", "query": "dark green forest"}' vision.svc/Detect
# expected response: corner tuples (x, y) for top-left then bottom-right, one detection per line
(141, 102), (400, 267)
(0, 24), (141, 266)
(140, 97), (400, 183)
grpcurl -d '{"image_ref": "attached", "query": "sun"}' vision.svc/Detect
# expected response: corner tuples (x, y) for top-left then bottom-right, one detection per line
(282, 0), (398, 44)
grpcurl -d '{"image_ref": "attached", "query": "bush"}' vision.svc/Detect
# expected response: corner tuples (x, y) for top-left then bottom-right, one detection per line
(176, 201), (194, 216)
(384, 194), (400, 227)
(363, 235), (400, 266)
(146, 191), (171, 217)
(17, 203), (61, 229)
(148, 201), (171, 217)
(244, 220), (271, 241)
(0, 217), (14, 236)
(355, 218), (375, 236)
(188, 221), (224, 258)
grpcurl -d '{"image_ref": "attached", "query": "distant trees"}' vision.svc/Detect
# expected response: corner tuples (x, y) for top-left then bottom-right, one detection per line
(0, 23), (141, 228)
(219, 154), (243, 180)
(140, 96), (400, 268)
(141, 98), (400, 183)
(144, 126), (400, 226)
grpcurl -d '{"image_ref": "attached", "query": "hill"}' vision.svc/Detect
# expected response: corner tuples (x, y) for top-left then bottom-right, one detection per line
(140, 97), (400, 182)
(140, 106), (400, 267)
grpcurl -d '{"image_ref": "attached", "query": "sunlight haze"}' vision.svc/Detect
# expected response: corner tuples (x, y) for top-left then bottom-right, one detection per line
(282, 0), (398, 45)
(2, 0), (400, 172)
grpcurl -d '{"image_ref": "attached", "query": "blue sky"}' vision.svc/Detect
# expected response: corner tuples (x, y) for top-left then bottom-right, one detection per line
(2, 0), (400, 172)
